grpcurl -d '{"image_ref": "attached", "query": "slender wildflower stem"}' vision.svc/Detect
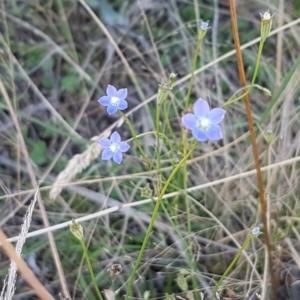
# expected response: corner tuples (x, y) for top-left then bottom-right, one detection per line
(181, 28), (207, 294)
(185, 30), (205, 110)
(163, 100), (176, 143)
(228, 1), (277, 299)
(222, 37), (266, 108)
(80, 239), (104, 300)
(156, 89), (163, 192)
(163, 98), (176, 168)
(127, 131), (173, 153)
(210, 234), (253, 300)
(124, 141), (198, 300)
(119, 111), (155, 169)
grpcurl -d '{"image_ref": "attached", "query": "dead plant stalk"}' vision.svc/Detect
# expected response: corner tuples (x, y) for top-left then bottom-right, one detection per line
(228, 1), (277, 299)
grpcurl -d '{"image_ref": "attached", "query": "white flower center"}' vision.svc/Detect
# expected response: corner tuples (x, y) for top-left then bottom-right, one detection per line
(110, 96), (120, 106)
(110, 143), (120, 152)
(197, 117), (211, 131)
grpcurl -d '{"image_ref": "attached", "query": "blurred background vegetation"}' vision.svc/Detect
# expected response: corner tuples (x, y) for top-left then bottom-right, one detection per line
(0, 0), (300, 299)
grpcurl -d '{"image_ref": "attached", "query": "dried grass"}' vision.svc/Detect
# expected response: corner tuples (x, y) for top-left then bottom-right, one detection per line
(50, 139), (104, 200)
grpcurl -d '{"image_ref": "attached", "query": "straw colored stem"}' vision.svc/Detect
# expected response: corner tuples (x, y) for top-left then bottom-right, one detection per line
(228, 1), (277, 299)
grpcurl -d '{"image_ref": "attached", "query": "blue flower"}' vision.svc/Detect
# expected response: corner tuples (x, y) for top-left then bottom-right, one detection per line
(99, 131), (130, 164)
(182, 98), (226, 142)
(200, 20), (209, 31)
(251, 227), (261, 236)
(98, 84), (128, 115)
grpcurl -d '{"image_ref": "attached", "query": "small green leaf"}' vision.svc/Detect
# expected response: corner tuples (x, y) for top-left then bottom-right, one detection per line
(61, 74), (80, 92)
(30, 141), (47, 165)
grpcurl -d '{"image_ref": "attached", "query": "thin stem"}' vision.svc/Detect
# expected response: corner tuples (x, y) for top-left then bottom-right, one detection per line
(228, 1), (277, 299)
(182, 132), (192, 237)
(156, 94), (162, 192)
(181, 28), (205, 276)
(185, 31), (204, 110)
(163, 100), (176, 168)
(127, 131), (173, 152)
(222, 38), (265, 109)
(210, 235), (252, 300)
(163, 100), (176, 142)
(119, 112), (155, 170)
(223, 84), (266, 108)
(124, 141), (198, 300)
(80, 239), (104, 300)
(250, 40), (264, 86)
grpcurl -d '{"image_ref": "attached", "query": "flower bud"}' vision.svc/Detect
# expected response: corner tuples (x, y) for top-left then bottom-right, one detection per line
(260, 10), (273, 42)
(168, 72), (177, 86)
(262, 87), (272, 97)
(69, 219), (84, 241)
(200, 20), (209, 31)
(198, 20), (209, 40)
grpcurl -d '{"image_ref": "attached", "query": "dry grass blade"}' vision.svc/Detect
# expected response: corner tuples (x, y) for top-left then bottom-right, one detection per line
(49, 113), (125, 200)
(0, 190), (39, 300)
(0, 228), (54, 300)
(50, 140), (103, 200)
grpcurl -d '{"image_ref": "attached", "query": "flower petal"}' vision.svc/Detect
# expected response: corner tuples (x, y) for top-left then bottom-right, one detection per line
(208, 108), (226, 124)
(193, 98), (210, 118)
(119, 141), (130, 152)
(182, 114), (197, 130)
(110, 131), (121, 143)
(99, 138), (112, 148)
(102, 149), (113, 160)
(113, 151), (123, 164)
(192, 127), (208, 142)
(98, 96), (111, 106)
(106, 84), (117, 97)
(116, 88), (128, 100)
(107, 105), (118, 115)
(206, 124), (223, 141)
(118, 99), (128, 110)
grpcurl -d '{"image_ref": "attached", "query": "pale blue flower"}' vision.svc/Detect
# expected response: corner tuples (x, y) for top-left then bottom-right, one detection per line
(251, 227), (261, 236)
(99, 131), (130, 164)
(98, 84), (128, 115)
(182, 98), (226, 142)
(200, 20), (209, 31)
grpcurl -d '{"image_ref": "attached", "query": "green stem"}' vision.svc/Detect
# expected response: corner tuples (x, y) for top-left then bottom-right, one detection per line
(127, 131), (173, 151)
(222, 38), (265, 109)
(124, 141), (198, 300)
(182, 134), (192, 244)
(163, 100), (177, 165)
(120, 112), (155, 170)
(80, 239), (104, 300)
(210, 235), (252, 300)
(223, 84), (267, 108)
(185, 32), (204, 110)
(164, 101), (177, 158)
(156, 94), (162, 192)
(180, 29), (205, 271)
